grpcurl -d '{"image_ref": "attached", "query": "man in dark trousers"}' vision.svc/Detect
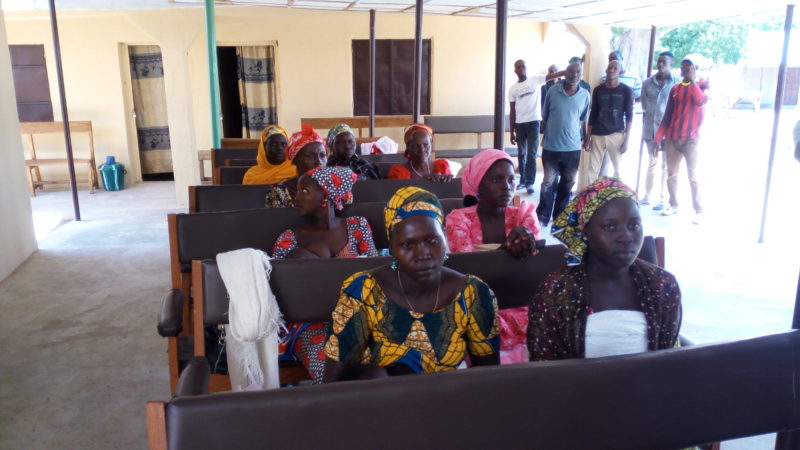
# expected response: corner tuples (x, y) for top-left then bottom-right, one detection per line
(655, 54), (710, 224)
(579, 59), (634, 190)
(536, 61), (591, 227)
(509, 60), (546, 194)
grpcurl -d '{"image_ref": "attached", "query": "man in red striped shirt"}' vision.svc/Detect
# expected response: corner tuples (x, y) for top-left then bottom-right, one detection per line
(654, 54), (709, 223)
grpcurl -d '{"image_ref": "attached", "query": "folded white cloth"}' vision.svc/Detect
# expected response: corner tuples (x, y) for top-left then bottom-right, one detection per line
(361, 136), (399, 154)
(216, 248), (285, 391)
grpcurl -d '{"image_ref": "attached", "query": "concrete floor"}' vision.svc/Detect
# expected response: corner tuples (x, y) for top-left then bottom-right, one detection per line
(0, 109), (797, 449)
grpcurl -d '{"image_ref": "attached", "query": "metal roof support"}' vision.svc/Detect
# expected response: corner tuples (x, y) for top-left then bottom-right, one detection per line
(47, 0), (81, 221)
(412, 0), (423, 122)
(493, 0), (508, 150)
(757, 3), (793, 244)
(635, 25), (657, 193)
(369, 9), (376, 137)
(205, 0), (222, 148)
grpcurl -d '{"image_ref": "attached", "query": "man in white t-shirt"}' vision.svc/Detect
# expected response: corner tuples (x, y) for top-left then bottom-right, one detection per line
(509, 60), (547, 194)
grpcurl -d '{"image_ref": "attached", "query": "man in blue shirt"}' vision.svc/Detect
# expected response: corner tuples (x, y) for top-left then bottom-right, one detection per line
(640, 51), (680, 209)
(536, 61), (591, 227)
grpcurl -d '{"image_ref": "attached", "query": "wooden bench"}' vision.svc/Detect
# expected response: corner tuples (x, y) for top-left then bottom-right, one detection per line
(148, 329), (800, 449)
(160, 200), (463, 391)
(424, 115), (511, 149)
(189, 179), (464, 213)
(20, 121), (99, 196)
(301, 116), (412, 137)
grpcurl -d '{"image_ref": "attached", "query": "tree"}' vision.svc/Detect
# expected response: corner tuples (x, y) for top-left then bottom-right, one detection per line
(658, 19), (750, 65)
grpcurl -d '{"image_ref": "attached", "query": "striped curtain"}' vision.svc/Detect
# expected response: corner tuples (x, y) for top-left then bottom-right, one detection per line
(237, 46), (278, 138)
(128, 45), (173, 174)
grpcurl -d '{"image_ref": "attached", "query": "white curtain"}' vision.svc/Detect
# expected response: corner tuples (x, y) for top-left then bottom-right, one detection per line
(129, 45), (173, 174)
(237, 46), (279, 138)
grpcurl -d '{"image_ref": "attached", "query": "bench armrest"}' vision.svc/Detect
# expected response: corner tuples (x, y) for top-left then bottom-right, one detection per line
(174, 357), (210, 397)
(157, 289), (184, 337)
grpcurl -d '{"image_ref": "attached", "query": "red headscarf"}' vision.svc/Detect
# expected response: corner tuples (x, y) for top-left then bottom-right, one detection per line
(286, 124), (326, 161)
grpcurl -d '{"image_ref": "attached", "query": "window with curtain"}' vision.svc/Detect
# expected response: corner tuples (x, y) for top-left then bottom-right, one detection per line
(352, 39), (431, 116)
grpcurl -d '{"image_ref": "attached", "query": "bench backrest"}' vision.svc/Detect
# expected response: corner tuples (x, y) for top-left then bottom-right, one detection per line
(301, 116), (412, 136)
(424, 115), (510, 134)
(151, 330), (800, 449)
(172, 199), (464, 270)
(217, 166), (250, 185)
(195, 236), (658, 325)
(351, 178), (462, 203)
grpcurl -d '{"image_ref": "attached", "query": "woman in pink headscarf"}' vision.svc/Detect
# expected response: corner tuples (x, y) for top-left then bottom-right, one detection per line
(445, 149), (541, 364)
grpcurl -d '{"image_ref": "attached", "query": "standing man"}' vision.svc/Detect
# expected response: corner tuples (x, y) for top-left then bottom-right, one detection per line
(580, 60), (634, 190)
(655, 54), (709, 223)
(541, 64), (560, 111)
(536, 61), (591, 227)
(640, 51), (680, 210)
(509, 60), (545, 195)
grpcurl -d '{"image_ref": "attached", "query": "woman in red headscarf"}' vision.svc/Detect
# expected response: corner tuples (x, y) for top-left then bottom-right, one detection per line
(387, 123), (453, 182)
(264, 125), (329, 208)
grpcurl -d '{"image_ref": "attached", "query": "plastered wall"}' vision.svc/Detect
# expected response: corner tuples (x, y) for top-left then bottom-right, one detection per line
(4, 7), (608, 206)
(0, 4), (38, 281)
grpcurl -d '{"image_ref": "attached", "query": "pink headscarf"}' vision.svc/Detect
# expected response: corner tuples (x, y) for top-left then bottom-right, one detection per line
(461, 149), (513, 197)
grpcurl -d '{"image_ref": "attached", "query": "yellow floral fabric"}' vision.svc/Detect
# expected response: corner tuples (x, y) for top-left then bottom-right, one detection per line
(325, 272), (499, 374)
(383, 186), (444, 241)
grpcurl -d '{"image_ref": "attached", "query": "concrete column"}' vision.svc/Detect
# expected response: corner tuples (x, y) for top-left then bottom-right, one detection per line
(0, 2), (38, 281)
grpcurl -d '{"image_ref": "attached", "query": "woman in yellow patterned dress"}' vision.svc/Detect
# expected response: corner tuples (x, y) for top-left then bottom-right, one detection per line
(323, 187), (500, 381)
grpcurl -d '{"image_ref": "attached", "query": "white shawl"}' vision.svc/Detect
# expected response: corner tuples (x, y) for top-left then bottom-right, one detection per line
(216, 248), (285, 391)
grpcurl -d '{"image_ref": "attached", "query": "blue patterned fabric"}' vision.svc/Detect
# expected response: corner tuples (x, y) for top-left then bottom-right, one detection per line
(238, 57), (275, 83)
(242, 107), (277, 133)
(129, 52), (164, 79)
(136, 126), (171, 151)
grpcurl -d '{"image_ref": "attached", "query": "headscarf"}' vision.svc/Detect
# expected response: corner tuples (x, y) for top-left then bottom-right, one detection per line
(306, 166), (357, 211)
(403, 123), (433, 145)
(286, 124), (326, 161)
(551, 177), (638, 266)
(243, 124), (296, 185)
(326, 124), (355, 152)
(384, 186), (444, 241)
(461, 149), (513, 198)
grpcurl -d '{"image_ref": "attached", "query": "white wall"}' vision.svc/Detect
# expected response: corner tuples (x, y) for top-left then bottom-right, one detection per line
(0, 2), (38, 281)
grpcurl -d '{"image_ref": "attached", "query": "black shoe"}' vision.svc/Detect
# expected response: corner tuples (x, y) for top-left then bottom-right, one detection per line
(526, 185), (534, 195)
(516, 183), (526, 191)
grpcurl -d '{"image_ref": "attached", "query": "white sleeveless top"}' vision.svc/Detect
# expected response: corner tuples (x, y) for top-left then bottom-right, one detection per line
(584, 310), (648, 358)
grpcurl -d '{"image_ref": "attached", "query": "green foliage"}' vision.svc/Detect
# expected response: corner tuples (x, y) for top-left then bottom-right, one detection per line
(658, 19), (749, 65)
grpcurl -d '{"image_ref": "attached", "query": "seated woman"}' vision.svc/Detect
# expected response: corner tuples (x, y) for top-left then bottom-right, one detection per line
(264, 125), (328, 208)
(387, 123), (453, 182)
(243, 125), (296, 185)
(527, 177), (682, 361)
(271, 166), (379, 384)
(324, 187), (500, 382)
(445, 149), (541, 364)
(326, 123), (381, 180)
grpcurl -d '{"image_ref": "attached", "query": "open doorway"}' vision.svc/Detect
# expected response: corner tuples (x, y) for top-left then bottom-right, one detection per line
(216, 45), (279, 139)
(128, 45), (173, 181)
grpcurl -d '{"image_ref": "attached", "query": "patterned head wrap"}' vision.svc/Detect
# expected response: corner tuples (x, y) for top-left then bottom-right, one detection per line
(255, 125), (290, 167)
(462, 149), (513, 197)
(306, 166), (357, 211)
(403, 123), (433, 145)
(384, 186), (444, 241)
(286, 124), (326, 161)
(551, 177), (638, 266)
(326, 123), (355, 152)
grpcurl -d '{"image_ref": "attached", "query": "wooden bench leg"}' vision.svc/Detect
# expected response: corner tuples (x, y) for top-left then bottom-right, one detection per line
(26, 167), (36, 197)
(87, 163), (95, 194)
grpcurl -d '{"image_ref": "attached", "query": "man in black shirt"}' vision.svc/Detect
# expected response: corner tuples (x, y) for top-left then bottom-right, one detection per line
(579, 60), (633, 190)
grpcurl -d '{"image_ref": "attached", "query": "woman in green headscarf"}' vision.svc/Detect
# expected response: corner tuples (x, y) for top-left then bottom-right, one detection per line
(527, 177), (682, 361)
(323, 186), (500, 382)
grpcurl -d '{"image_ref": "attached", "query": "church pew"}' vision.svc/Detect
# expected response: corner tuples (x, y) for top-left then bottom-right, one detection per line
(160, 199), (462, 392)
(189, 178), (464, 212)
(150, 301), (798, 450)
(160, 236), (663, 392)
